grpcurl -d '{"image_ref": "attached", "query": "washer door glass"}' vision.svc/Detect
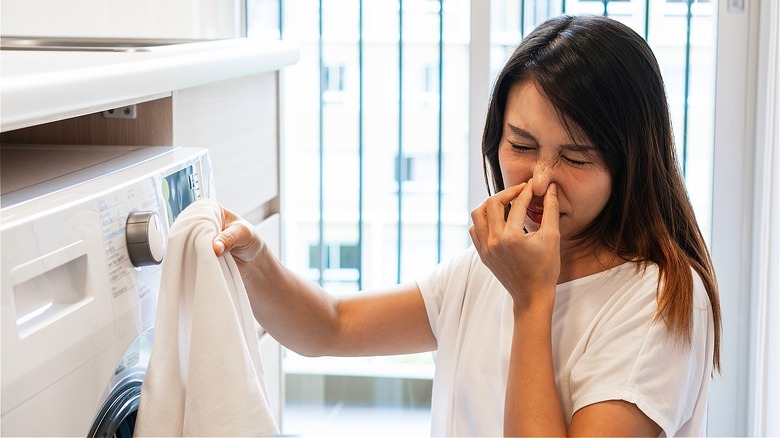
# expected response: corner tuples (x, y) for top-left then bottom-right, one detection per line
(88, 379), (141, 438)
(89, 328), (152, 437)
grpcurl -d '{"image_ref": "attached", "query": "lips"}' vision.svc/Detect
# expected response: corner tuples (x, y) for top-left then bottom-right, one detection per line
(526, 206), (544, 224)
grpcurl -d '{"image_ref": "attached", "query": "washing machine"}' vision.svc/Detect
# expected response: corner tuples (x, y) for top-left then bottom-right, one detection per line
(0, 145), (214, 436)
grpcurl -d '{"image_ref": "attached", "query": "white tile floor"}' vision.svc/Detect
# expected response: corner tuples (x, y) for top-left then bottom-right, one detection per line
(282, 403), (431, 437)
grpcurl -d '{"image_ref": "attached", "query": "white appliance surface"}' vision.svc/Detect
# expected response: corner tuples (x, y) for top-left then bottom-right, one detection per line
(0, 145), (213, 436)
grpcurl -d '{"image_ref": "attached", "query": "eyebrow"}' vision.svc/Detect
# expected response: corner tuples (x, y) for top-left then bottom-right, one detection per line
(506, 123), (596, 153)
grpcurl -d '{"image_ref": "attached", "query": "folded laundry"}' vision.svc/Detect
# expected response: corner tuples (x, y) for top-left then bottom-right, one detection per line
(135, 198), (279, 436)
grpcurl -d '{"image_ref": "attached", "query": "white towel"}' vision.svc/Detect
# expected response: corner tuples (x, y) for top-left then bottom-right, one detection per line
(135, 199), (279, 437)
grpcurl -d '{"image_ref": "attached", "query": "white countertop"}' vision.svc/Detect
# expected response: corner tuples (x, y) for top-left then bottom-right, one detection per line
(0, 38), (299, 131)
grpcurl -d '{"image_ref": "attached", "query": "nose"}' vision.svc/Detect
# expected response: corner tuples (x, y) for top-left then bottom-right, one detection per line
(531, 160), (554, 196)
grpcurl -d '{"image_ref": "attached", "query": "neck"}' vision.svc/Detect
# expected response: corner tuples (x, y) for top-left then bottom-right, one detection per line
(557, 241), (624, 284)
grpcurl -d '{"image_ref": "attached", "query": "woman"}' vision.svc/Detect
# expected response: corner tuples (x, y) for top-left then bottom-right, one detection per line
(212, 15), (721, 436)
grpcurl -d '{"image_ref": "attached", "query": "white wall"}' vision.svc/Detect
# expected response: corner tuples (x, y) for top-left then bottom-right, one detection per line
(709, 0), (780, 435)
(0, 0), (242, 39)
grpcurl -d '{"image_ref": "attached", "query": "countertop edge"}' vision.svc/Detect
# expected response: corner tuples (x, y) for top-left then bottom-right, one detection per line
(0, 39), (300, 132)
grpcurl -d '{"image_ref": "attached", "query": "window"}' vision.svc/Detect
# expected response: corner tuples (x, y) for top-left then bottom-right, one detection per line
(308, 242), (360, 286)
(323, 64), (346, 92)
(394, 155), (414, 183)
(423, 64), (439, 93)
(308, 242), (359, 271)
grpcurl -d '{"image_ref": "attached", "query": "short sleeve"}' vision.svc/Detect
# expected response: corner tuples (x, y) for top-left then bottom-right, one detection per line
(415, 246), (479, 340)
(569, 271), (714, 436)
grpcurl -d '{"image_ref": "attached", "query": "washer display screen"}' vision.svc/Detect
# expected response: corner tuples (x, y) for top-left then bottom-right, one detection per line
(162, 165), (199, 225)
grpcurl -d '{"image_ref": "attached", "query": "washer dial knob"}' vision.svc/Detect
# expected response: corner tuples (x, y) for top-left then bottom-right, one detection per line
(126, 211), (165, 266)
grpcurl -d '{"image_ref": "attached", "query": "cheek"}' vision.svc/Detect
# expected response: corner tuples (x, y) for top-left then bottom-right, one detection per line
(498, 153), (533, 188)
(577, 173), (612, 217)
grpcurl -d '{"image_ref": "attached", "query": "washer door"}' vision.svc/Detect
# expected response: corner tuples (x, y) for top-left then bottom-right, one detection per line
(88, 377), (142, 438)
(89, 328), (153, 437)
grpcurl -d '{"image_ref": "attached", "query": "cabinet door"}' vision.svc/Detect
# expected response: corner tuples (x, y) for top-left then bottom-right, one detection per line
(255, 213), (283, 427)
(173, 73), (279, 220)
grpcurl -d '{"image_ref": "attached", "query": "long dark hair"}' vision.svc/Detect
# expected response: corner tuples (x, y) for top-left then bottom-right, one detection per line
(482, 15), (721, 370)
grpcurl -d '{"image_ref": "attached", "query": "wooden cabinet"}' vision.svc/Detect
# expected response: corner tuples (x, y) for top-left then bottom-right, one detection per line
(0, 98), (174, 146)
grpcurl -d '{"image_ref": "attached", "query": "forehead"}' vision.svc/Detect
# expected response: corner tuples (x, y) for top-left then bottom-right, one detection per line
(504, 81), (591, 146)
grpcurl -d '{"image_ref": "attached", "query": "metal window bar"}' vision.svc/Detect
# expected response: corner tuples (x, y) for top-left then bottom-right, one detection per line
(317, 0), (326, 286)
(437, 0), (445, 263)
(358, 0), (365, 289)
(682, 0), (694, 171)
(396, 0), (404, 284)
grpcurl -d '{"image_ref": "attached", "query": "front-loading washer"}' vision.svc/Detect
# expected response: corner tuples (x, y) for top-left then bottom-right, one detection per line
(0, 145), (214, 436)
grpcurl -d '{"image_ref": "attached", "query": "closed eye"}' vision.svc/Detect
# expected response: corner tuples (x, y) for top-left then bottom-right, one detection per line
(562, 155), (590, 167)
(510, 143), (536, 152)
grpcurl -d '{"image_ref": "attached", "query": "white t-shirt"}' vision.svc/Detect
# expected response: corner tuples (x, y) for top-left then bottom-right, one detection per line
(417, 246), (714, 437)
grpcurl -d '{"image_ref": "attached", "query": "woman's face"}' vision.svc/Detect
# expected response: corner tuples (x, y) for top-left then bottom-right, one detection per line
(498, 81), (612, 245)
